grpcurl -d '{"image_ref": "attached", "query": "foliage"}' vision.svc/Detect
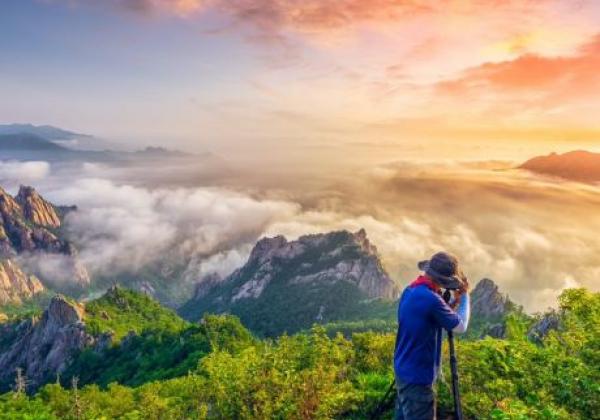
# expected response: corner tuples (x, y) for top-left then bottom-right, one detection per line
(0, 288), (597, 419)
(65, 314), (255, 388)
(182, 278), (397, 337)
(83, 287), (186, 341)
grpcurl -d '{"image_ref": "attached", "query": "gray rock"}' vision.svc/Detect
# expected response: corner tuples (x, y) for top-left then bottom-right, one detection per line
(471, 278), (512, 319)
(0, 295), (93, 391)
(224, 229), (399, 301)
(527, 311), (560, 343)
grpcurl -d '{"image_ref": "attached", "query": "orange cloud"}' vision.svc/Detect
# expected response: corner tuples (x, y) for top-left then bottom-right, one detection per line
(436, 34), (600, 99)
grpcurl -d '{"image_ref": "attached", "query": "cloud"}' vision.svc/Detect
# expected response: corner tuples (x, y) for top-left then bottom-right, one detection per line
(102, 0), (205, 16)
(435, 33), (600, 109)
(0, 161), (50, 187)
(11, 157), (600, 313)
(51, 178), (299, 278)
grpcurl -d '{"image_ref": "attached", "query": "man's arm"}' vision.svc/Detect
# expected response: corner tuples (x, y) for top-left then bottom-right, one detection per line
(451, 293), (470, 333)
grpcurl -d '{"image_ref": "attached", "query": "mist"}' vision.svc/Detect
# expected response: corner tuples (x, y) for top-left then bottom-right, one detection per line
(3, 155), (599, 313)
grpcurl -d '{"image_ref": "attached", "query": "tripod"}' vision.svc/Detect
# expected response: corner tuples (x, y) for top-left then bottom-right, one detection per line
(443, 290), (463, 420)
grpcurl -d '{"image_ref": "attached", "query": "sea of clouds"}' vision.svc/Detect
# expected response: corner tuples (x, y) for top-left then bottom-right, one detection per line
(1, 157), (598, 312)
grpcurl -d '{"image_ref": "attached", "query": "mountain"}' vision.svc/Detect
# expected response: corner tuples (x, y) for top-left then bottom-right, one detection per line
(0, 185), (89, 286)
(0, 133), (68, 151)
(131, 146), (189, 159)
(0, 124), (114, 151)
(0, 124), (89, 141)
(0, 259), (44, 306)
(180, 229), (400, 336)
(519, 150), (600, 182)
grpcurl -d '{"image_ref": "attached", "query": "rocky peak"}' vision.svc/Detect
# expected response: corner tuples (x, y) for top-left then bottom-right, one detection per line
(15, 186), (61, 228)
(0, 184), (89, 286)
(248, 235), (288, 264)
(353, 228), (378, 256)
(46, 295), (84, 326)
(0, 294), (91, 392)
(0, 259), (44, 305)
(471, 278), (511, 319)
(0, 187), (21, 219)
(203, 229), (398, 304)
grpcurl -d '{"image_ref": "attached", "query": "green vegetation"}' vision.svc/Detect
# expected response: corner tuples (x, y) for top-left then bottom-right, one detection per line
(181, 279), (397, 338)
(0, 288), (597, 419)
(0, 291), (53, 319)
(84, 287), (186, 341)
(65, 314), (255, 388)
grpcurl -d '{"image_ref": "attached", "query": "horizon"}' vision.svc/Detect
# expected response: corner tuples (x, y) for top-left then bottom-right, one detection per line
(2, 1), (600, 162)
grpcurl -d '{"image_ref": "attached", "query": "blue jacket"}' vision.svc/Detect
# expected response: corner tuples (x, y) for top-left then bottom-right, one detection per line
(393, 282), (465, 385)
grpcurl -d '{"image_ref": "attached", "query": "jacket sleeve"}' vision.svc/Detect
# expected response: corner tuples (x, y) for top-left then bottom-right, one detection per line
(429, 293), (461, 331)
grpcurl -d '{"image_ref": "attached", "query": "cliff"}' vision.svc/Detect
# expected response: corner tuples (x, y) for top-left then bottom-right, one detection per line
(0, 295), (91, 391)
(0, 259), (44, 305)
(0, 185), (89, 286)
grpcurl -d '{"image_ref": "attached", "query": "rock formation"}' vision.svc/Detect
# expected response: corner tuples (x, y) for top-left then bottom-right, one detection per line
(0, 295), (92, 391)
(15, 186), (61, 228)
(527, 310), (561, 343)
(0, 259), (44, 305)
(228, 229), (398, 302)
(0, 185), (89, 286)
(471, 278), (512, 319)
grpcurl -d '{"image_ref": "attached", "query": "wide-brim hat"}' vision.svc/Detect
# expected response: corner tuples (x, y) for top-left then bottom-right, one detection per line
(418, 252), (465, 290)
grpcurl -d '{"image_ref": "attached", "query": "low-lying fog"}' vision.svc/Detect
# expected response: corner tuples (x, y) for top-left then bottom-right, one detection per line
(1, 155), (598, 313)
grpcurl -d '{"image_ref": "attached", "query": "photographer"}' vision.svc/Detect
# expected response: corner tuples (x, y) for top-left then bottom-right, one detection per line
(393, 252), (470, 420)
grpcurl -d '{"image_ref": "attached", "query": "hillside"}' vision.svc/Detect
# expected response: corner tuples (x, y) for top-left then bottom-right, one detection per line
(180, 229), (400, 336)
(0, 287), (253, 392)
(0, 287), (596, 419)
(520, 150), (600, 182)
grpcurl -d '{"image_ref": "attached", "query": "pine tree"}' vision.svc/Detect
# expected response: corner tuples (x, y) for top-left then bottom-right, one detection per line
(72, 376), (83, 420)
(13, 367), (26, 396)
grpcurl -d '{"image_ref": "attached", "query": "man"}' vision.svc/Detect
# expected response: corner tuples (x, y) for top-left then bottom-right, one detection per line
(394, 252), (470, 420)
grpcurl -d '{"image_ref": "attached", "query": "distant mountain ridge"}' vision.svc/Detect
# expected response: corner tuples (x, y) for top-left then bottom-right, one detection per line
(0, 124), (198, 162)
(520, 150), (600, 182)
(0, 124), (90, 140)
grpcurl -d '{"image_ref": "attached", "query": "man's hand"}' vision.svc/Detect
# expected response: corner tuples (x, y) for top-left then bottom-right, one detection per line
(451, 275), (469, 309)
(459, 275), (470, 294)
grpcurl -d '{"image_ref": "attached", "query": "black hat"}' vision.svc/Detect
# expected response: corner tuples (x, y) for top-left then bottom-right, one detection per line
(418, 252), (465, 289)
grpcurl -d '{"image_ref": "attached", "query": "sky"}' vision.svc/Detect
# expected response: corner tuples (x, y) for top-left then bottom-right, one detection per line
(2, 0), (600, 161)
(2, 1), (600, 311)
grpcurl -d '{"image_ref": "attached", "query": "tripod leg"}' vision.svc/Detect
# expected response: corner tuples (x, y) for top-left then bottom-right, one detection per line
(447, 331), (463, 420)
